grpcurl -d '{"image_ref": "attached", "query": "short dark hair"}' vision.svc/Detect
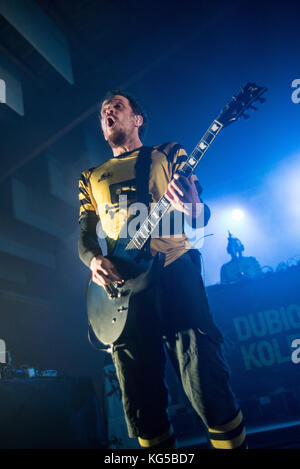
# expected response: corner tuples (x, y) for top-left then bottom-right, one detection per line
(99, 89), (147, 139)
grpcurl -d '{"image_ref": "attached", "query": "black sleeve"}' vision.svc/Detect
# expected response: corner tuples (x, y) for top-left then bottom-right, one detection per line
(78, 211), (103, 268)
(185, 179), (211, 229)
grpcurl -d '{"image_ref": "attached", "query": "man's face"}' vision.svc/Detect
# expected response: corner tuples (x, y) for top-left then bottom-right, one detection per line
(100, 95), (139, 147)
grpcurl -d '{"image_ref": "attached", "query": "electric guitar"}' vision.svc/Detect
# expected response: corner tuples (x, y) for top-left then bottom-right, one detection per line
(86, 82), (267, 345)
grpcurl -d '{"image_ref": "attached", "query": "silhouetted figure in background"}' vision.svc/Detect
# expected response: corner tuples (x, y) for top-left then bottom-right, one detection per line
(220, 232), (262, 284)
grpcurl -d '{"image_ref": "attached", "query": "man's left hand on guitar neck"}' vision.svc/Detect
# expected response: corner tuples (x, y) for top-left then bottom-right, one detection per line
(165, 173), (202, 219)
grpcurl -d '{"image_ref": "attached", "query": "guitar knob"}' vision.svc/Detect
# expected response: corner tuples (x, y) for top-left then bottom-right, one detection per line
(112, 317), (116, 323)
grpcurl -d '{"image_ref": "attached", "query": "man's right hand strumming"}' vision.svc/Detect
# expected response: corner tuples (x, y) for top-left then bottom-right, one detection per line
(90, 255), (123, 287)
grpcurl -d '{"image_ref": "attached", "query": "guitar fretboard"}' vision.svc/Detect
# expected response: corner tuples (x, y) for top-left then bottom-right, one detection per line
(126, 120), (223, 251)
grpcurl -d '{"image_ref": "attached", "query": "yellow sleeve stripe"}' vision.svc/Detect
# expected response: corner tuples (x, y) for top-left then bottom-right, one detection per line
(79, 192), (88, 201)
(138, 427), (173, 448)
(210, 428), (246, 449)
(78, 171), (97, 214)
(79, 204), (95, 214)
(175, 147), (187, 156)
(174, 150), (187, 163)
(79, 179), (88, 191)
(208, 410), (243, 434)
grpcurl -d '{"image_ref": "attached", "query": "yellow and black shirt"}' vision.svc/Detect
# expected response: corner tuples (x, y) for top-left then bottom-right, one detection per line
(78, 142), (210, 268)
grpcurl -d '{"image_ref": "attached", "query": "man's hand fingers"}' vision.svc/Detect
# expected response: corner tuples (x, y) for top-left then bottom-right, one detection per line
(181, 206), (190, 215)
(93, 266), (122, 283)
(166, 183), (179, 202)
(170, 179), (184, 196)
(105, 262), (123, 281)
(106, 269), (123, 282)
(174, 173), (192, 184)
(91, 259), (109, 276)
(99, 266), (109, 276)
(92, 258), (123, 282)
(92, 271), (106, 287)
(168, 184), (185, 206)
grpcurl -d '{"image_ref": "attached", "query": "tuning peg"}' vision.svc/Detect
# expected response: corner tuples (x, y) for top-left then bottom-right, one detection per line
(249, 104), (258, 111)
(257, 97), (266, 103)
(242, 113), (250, 119)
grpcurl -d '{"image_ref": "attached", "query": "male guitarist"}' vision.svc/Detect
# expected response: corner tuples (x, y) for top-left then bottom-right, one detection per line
(78, 90), (247, 449)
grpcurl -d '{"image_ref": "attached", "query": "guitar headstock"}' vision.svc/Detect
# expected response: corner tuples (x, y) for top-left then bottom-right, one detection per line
(217, 83), (267, 127)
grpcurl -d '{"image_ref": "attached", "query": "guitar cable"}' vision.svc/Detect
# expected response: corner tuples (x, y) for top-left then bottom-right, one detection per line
(198, 233), (214, 286)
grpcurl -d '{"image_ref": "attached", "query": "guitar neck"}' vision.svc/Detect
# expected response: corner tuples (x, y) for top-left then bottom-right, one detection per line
(177, 120), (223, 178)
(126, 119), (223, 251)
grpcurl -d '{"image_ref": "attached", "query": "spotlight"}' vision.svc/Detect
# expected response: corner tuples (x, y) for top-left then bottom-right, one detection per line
(231, 209), (244, 221)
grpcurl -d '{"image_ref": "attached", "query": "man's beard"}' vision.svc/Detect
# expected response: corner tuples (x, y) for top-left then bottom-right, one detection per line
(107, 127), (127, 148)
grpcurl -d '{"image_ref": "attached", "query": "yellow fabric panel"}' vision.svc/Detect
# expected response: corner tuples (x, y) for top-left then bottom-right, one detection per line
(138, 427), (173, 448)
(210, 428), (246, 449)
(78, 170), (97, 215)
(208, 409), (243, 434)
(89, 153), (138, 241)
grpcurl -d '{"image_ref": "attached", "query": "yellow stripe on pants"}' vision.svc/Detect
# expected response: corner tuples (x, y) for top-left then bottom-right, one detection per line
(138, 428), (173, 448)
(210, 427), (246, 449)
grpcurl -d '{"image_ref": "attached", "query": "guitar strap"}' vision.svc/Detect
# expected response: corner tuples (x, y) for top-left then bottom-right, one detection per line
(134, 146), (167, 326)
(134, 146), (154, 257)
(134, 145), (153, 207)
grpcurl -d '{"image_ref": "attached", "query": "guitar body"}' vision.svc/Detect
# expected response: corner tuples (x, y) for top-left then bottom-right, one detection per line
(86, 236), (154, 345)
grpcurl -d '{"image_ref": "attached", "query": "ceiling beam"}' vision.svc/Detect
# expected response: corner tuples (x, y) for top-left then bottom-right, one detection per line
(0, 0), (74, 84)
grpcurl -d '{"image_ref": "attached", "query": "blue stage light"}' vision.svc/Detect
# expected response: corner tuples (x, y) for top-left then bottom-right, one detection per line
(231, 209), (245, 221)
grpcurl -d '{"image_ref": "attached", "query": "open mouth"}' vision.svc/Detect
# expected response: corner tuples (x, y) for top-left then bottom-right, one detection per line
(107, 117), (116, 128)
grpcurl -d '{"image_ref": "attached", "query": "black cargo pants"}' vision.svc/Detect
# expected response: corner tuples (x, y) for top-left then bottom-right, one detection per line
(111, 251), (240, 443)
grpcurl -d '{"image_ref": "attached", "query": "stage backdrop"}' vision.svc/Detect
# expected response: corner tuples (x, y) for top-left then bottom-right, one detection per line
(206, 264), (300, 399)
